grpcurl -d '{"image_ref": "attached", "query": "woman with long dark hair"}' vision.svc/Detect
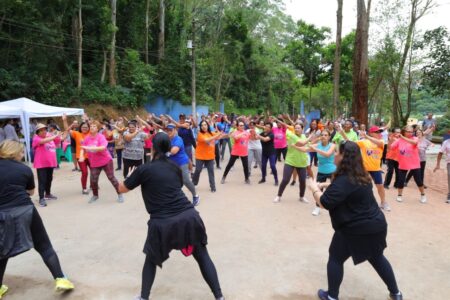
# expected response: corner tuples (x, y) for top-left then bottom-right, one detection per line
(308, 141), (402, 300)
(0, 141), (74, 298)
(192, 120), (224, 193)
(118, 133), (224, 300)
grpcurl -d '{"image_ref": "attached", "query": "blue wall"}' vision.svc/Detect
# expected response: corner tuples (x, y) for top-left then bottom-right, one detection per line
(144, 96), (209, 119)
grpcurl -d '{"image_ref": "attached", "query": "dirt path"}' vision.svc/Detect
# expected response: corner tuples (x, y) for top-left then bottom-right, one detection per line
(3, 157), (449, 300)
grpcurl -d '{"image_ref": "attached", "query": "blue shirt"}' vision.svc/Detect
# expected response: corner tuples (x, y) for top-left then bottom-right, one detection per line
(217, 122), (231, 134)
(169, 136), (189, 166)
(177, 127), (195, 147)
(317, 143), (336, 175)
(209, 125), (219, 145)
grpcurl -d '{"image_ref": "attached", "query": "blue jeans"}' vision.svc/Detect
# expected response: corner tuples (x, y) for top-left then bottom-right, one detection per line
(261, 153), (278, 182)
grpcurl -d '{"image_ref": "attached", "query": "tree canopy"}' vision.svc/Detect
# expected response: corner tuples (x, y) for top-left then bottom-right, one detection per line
(0, 0), (447, 124)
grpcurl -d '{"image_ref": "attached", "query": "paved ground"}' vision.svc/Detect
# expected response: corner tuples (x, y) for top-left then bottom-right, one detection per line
(3, 154), (449, 300)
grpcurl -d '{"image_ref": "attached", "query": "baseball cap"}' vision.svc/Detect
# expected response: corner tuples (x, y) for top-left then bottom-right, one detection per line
(166, 123), (176, 129)
(369, 126), (383, 133)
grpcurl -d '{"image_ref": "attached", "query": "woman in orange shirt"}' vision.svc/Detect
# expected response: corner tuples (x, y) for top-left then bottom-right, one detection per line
(383, 128), (401, 189)
(62, 114), (90, 194)
(191, 120), (224, 193)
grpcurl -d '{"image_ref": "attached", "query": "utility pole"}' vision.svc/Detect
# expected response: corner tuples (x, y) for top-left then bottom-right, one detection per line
(191, 18), (197, 118)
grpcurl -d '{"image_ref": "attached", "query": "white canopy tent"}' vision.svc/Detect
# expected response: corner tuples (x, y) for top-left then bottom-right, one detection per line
(0, 97), (84, 161)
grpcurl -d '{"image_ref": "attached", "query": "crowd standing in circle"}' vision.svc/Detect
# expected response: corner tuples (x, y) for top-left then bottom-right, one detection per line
(1, 109), (448, 300)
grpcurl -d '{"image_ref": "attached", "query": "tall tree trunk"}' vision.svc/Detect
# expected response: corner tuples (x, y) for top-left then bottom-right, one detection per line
(158, 0), (165, 63)
(352, 0), (371, 126)
(109, 0), (117, 87)
(101, 49), (107, 83)
(391, 0), (433, 127)
(145, 0), (150, 64)
(77, 0), (83, 90)
(333, 0), (343, 119)
(402, 30), (415, 124)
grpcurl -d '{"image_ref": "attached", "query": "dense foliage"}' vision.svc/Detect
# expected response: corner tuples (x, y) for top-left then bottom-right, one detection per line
(0, 0), (448, 122)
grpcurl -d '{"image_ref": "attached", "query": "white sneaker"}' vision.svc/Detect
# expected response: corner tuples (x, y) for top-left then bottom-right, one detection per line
(312, 206), (320, 216)
(380, 202), (391, 211)
(273, 196), (281, 203)
(88, 196), (99, 204)
(420, 195), (427, 204)
(117, 194), (124, 203)
(396, 195), (403, 202)
(299, 197), (309, 203)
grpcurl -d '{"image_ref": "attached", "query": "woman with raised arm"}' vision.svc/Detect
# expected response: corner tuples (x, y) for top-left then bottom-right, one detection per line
(273, 123), (311, 203)
(79, 121), (124, 203)
(62, 114), (90, 195)
(118, 133), (224, 300)
(0, 141), (74, 298)
(32, 123), (64, 207)
(256, 122), (278, 185)
(192, 120), (224, 193)
(404, 128), (433, 188)
(308, 141), (402, 300)
(123, 118), (152, 178)
(391, 125), (427, 203)
(220, 120), (251, 184)
(307, 129), (336, 216)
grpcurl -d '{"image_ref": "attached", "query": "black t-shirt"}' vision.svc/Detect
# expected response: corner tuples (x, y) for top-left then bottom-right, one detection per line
(260, 132), (275, 156)
(320, 175), (387, 235)
(0, 159), (35, 209)
(124, 158), (193, 218)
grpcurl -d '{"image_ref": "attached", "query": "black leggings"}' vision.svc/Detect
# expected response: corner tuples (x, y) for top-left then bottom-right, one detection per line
(215, 144), (221, 168)
(406, 161), (426, 185)
(0, 208), (64, 286)
(123, 158), (143, 178)
(327, 232), (399, 299)
(384, 159), (399, 188)
(276, 147), (287, 162)
(277, 164), (306, 197)
(140, 244), (222, 299)
(222, 155), (249, 180)
(37, 167), (54, 199)
(397, 168), (423, 189)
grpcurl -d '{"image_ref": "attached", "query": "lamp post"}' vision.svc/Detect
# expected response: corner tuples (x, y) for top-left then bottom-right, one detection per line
(188, 19), (196, 119)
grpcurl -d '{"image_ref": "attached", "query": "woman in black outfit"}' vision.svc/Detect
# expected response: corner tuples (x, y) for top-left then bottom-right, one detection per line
(118, 133), (224, 300)
(0, 141), (74, 298)
(308, 141), (402, 300)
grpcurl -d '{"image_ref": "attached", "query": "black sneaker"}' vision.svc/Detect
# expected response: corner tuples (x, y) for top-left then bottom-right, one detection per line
(211, 187), (216, 193)
(193, 195), (200, 206)
(389, 292), (403, 300)
(258, 179), (266, 184)
(245, 179), (251, 184)
(318, 289), (337, 300)
(274, 180), (279, 186)
(39, 198), (47, 207)
(383, 185), (389, 189)
(290, 180), (296, 186)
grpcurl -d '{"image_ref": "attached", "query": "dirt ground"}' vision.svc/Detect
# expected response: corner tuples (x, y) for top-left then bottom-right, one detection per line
(3, 153), (449, 300)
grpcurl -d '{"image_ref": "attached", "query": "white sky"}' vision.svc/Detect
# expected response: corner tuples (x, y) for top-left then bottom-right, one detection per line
(283, 0), (450, 36)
